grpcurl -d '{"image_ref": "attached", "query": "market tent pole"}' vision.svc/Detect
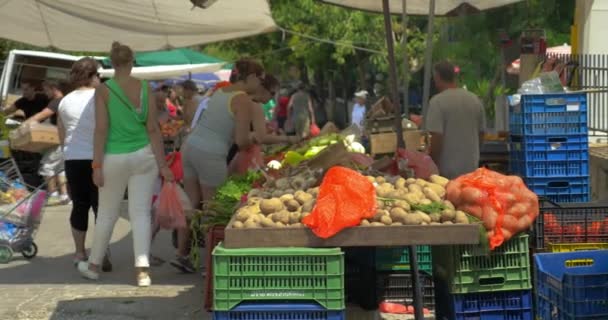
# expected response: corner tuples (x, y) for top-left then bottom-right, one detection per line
(402, 0), (409, 117)
(421, 0), (436, 127)
(381, 0), (405, 149)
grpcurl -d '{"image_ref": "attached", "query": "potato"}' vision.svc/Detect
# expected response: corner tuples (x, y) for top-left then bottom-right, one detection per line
(235, 208), (254, 222)
(243, 219), (259, 228)
(276, 221), (287, 228)
(426, 183), (446, 198)
(233, 221), (244, 229)
(260, 198), (284, 214)
(373, 209), (389, 222)
(402, 214), (422, 225)
(423, 187), (442, 203)
(261, 191), (272, 199)
(295, 192), (314, 205)
(302, 200), (315, 213)
(380, 183), (394, 191)
(285, 199), (301, 212)
(289, 223), (303, 228)
(403, 193), (420, 205)
(248, 189), (262, 198)
(395, 177), (407, 190)
(307, 187), (319, 197)
(408, 184), (423, 194)
(454, 210), (469, 224)
(360, 219), (371, 226)
(275, 178), (290, 189)
(430, 174), (449, 187)
(272, 190), (284, 198)
(294, 190), (305, 198)
(289, 212), (302, 224)
(375, 176), (386, 184)
(415, 211), (431, 224)
(290, 177), (307, 190)
(442, 221), (454, 225)
(415, 178), (428, 187)
(366, 176), (376, 183)
(392, 222), (403, 226)
(430, 222), (441, 225)
(375, 186), (393, 198)
(301, 211), (310, 218)
(389, 207), (408, 223)
(429, 213), (441, 223)
(371, 222), (385, 227)
(443, 200), (455, 210)
(380, 215), (393, 225)
(376, 200), (385, 210)
(440, 209), (456, 223)
(280, 194), (295, 202)
(393, 200), (411, 211)
(284, 188), (295, 196)
(260, 217), (276, 228)
(406, 178), (416, 185)
(247, 196), (263, 206)
(272, 210), (291, 224)
(419, 198), (433, 206)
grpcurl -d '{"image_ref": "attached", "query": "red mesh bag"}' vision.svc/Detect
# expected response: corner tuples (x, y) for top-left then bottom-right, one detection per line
(302, 166), (376, 238)
(166, 151), (183, 182)
(446, 168), (539, 249)
(156, 182), (187, 230)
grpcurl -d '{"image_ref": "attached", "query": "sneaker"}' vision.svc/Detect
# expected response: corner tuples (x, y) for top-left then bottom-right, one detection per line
(77, 261), (99, 280)
(137, 270), (151, 287)
(170, 256), (196, 274)
(73, 254), (87, 267)
(150, 255), (165, 267)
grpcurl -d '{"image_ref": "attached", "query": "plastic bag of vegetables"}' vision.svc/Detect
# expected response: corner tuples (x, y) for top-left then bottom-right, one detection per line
(446, 168), (539, 249)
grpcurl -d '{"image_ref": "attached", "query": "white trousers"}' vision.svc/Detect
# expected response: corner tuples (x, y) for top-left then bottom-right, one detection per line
(89, 145), (158, 267)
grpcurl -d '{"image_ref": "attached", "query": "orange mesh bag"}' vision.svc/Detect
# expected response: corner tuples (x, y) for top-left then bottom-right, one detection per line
(302, 166), (376, 238)
(156, 182), (187, 230)
(446, 168), (539, 249)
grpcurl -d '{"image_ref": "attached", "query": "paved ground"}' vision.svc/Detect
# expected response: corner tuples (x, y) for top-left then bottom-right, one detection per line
(0, 204), (208, 320)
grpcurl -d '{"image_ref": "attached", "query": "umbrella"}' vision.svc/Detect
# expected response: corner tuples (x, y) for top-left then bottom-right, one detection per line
(0, 0), (276, 51)
(319, 1), (524, 319)
(101, 48), (225, 68)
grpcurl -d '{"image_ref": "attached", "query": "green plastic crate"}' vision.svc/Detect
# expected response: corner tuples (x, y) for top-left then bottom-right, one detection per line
(375, 246), (432, 273)
(432, 234), (532, 294)
(212, 243), (345, 311)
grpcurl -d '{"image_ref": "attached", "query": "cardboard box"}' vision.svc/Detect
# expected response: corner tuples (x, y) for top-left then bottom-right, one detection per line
(369, 130), (427, 156)
(9, 123), (59, 153)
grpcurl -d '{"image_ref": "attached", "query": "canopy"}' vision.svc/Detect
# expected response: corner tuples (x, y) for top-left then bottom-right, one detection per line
(0, 0), (276, 51)
(102, 48), (225, 67)
(320, 0), (523, 15)
(98, 62), (223, 80)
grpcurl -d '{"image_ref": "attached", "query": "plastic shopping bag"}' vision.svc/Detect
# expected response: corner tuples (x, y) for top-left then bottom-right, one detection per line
(165, 151), (183, 182)
(156, 182), (188, 229)
(302, 166), (376, 238)
(309, 123), (321, 137)
(393, 149), (438, 180)
(229, 145), (263, 175)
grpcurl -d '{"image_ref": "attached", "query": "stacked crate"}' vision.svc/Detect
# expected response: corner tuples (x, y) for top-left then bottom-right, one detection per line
(509, 93), (590, 202)
(534, 201), (608, 252)
(535, 250), (608, 319)
(211, 243), (345, 319)
(432, 234), (534, 320)
(345, 246), (435, 313)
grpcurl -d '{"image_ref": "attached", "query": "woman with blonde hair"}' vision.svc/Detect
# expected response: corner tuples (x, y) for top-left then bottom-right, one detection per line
(78, 42), (173, 286)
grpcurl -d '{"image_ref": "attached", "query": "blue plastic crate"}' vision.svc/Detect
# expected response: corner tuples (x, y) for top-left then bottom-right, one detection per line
(509, 159), (589, 177)
(523, 176), (590, 202)
(535, 250), (608, 319)
(212, 302), (345, 320)
(435, 288), (533, 320)
(510, 93), (588, 135)
(543, 193), (590, 203)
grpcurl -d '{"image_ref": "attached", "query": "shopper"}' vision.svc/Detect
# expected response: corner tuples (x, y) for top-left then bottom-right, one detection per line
(181, 80), (202, 130)
(274, 89), (290, 130)
(2, 80), (49, 119)
(24, 80), (71, 205)
(351, 90), (368, 130)
(78, 42), (173, 287)
(426, 61), (485, 179)
(173, 60), (296, 273)
(58, 57), (111, 270)
(288, 82), (316, 138)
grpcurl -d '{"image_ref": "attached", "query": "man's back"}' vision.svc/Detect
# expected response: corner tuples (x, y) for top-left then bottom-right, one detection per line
(426, 88), (485, 179)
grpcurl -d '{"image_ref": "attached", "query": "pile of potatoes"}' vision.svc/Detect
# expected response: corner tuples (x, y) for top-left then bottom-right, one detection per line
(247, 169), (320, 199)
(361, 174), (470, 227)
(231, 189), (318, 229)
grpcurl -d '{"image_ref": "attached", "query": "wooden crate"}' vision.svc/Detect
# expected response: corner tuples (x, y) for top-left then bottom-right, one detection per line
(369, 130), (427, 156)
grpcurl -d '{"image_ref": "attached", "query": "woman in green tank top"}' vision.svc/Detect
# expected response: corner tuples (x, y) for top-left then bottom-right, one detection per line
(78, 42), (173, 287)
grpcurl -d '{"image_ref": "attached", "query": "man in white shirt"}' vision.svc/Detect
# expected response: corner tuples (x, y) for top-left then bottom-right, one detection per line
(426, 61), (485, 179)
(351, 90), (368, 130)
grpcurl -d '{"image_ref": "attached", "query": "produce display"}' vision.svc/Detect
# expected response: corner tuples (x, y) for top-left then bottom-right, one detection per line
(282, 133), (364, 167)
(160, 120), (184, 138)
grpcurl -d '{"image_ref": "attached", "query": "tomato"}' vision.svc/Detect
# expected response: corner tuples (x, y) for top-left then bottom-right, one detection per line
(587, 221), (602, 242)
(563, 224), (584, 242)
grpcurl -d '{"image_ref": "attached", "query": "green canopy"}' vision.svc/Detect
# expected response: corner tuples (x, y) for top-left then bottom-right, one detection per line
(102, 48), (224, 67)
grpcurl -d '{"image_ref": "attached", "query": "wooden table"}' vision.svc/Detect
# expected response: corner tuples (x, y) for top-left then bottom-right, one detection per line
(224, 221), (481, 320)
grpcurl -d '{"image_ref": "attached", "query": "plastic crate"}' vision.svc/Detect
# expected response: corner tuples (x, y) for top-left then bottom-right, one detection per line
(204, 225), (225, 311)
(510, 134), (589, 163)
(347, 270), (435, 311)
(548, 243), (608, 252)
(523, 176), (589, 198)
(212, 302), (345, 320)
(533, 200), (608, 250)
(435, 288), (533, 320)
(509, 159), (589, 178)
(212, 243), (344, 311)
(509, 93), (587, 136)
(432, 234), (532, 294)
(535, 250), (608, 319)
(344, 246), (432, 274)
